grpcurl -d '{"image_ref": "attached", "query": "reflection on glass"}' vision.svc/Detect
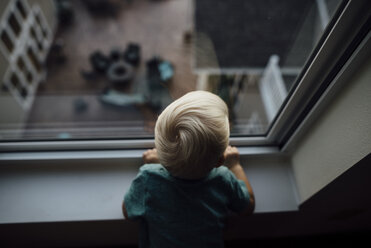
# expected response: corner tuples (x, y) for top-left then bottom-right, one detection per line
(0, 0), (341, 141)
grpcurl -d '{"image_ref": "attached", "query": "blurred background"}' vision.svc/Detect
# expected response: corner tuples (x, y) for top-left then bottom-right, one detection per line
(0, 0), (340, 140)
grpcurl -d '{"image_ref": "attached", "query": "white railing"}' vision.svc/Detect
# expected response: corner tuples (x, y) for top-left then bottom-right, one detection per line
(258, 55), (288, 122)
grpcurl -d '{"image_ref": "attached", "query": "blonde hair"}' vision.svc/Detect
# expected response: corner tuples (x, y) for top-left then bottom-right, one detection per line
(155, 91), (229, 179)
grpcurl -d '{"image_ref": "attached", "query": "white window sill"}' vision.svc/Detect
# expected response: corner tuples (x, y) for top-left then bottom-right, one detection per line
(0, 146), (279, 161)
(0, 148), (298, 224)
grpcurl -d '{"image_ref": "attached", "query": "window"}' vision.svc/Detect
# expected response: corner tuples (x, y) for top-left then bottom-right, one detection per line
(8, 13), (21, 37)
(1, 30), (13, 52)
(0, 0), (369, 151)
(16, 0), (28, 20)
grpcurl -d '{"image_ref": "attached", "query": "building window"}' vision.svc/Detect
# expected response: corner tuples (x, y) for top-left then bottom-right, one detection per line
(1, 30), (13, 52)
(16, 0), (28, 20)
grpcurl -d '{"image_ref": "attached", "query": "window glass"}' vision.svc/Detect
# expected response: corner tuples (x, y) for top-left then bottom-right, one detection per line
(0, 0), (342, 141)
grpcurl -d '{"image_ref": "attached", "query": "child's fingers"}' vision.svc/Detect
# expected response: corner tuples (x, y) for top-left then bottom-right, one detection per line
(223, 146), (230, 157)
(143, 149), (155, 160)
(231, 146), (239, 154)
(225, 146), (238, 153)
(144, 148), (155, 154)
(143, 148), (159, 163)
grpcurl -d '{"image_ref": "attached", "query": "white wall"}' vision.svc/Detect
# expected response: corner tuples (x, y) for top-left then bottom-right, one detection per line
(291, 56), (371, 203)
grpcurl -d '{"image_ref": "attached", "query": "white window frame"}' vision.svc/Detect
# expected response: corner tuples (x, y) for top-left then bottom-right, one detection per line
(0, 0), (369, 155)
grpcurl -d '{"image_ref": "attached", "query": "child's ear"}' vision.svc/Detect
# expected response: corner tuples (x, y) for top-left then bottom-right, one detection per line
(216, 156), (225, 168)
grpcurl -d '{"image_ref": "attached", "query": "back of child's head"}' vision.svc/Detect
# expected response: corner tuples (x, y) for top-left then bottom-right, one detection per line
(155, 91), (230, 179)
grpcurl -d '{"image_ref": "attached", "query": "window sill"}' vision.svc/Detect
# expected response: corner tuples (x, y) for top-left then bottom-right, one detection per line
(0, 146), (279, 161)
(0, 149), (297, 224)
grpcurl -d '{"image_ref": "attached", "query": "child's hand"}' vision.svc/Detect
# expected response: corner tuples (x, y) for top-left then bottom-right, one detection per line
(143, 148), (160, 164)
(223, 146), (241, 169)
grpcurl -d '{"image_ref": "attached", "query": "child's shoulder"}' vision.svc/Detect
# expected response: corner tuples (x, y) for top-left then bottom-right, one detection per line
(139, 163), (167, 176)
(208, 166), (234, 182)
(136, 164), (173, 186)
